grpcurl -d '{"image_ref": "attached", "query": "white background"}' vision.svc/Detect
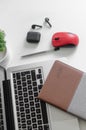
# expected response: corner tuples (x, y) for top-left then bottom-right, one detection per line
(0, 0), (86, 129)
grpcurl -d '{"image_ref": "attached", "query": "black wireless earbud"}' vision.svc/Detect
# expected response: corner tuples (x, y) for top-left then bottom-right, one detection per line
(31, 24), (42, 29)
(45, 17), (52, 28)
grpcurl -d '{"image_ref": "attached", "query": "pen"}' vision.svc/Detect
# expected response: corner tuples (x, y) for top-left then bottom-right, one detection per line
(21, 47), (60, 58)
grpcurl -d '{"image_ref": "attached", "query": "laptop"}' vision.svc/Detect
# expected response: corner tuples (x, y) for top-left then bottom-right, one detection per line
(0, 59), (79, 130)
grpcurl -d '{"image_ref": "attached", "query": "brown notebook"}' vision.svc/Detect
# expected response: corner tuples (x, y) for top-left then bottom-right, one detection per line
(38, 60), (86, 120)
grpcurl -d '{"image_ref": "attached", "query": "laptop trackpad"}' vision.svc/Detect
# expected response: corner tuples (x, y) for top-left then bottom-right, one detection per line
(52, 119), (80, 130)
(48, 104), (77, 121)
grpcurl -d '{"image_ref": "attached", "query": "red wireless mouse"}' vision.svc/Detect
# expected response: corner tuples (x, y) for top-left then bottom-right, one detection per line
(52, 32), (79, 47)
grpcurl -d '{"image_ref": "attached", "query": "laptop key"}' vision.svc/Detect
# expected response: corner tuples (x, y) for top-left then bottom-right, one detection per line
(31, 107), (35, 112)
(37, 74), (42, 79)
(25, 103), (29, 108)
(44, 124), (49, 130)
(22, 123), (26, 129)
(35, 103), (40, 108)
(27, 75), (31, 79)
(38, 125), (43, 130)
(27, 80), (31, 85)
(19, 102), (24, 106)
(33, 81), (37, 86)
(23, 87), (27, 92)
(37, 114), (42, 119)
(33, 123), (37, 128)
(26, 109), (30, 114)
(18, 91), (22, 96)
(38, 85), (42, 90)
(31, 70), (36, 81)
(31, 112), (36, 117)
(38, 69), (41, 73)
(22, 77), (26, 81)
(24, 98), (28, 103)
(26, 114), (30, 119)
(27, 126), (32, 130)
(35, 98), (39, 103)
(36, 109), (40, 113)
(29, 96), (33, 100)
(40, 100), (49, 124)
(0, 90), (4, 130)
(21, 112), (25, 118)
(28, 85), (32, 89)
(32, 118), (36, 123)
(38, 120), (42, 125)
(27, 120), (31, 125)
(21, 118), (26, 123)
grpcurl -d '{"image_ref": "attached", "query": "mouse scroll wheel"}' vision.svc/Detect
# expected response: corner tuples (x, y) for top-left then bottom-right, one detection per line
(54, 37), (60, 40)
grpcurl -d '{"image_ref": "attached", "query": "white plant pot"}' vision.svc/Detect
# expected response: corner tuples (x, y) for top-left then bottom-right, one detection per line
(0, 47), (8, 63)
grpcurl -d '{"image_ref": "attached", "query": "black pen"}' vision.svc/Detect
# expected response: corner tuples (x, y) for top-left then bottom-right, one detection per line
(21, 47), (60, 58)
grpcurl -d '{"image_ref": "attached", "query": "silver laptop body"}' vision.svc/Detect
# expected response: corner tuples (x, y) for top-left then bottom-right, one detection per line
(0, 59), (76, 130)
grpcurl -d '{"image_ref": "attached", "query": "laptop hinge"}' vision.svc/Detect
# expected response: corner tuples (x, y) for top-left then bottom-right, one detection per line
(3, 80), (15, 130)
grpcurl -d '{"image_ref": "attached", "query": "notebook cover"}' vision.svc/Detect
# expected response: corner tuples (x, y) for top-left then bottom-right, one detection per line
(38, 60), (86, 119)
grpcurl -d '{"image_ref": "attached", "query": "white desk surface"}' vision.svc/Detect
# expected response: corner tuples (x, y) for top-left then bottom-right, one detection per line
(0, 0), (86, 129)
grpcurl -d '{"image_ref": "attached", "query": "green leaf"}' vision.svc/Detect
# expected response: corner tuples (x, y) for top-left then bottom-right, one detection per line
(0, 30), (6, 51)
(0, 47), (5, 51)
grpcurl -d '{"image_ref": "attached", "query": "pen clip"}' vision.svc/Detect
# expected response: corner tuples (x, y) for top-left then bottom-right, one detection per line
(54, 47), (60, 51)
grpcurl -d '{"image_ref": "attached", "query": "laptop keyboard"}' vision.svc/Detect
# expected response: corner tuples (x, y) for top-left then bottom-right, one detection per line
(13, 67), (50, 130)
(0, 89), (4, 130)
